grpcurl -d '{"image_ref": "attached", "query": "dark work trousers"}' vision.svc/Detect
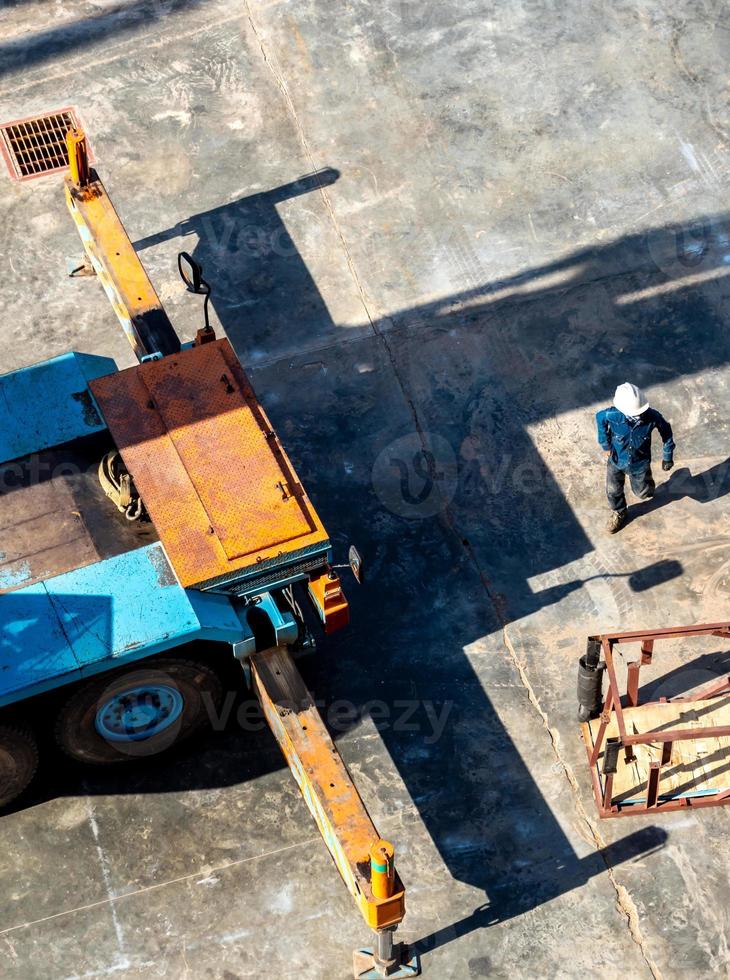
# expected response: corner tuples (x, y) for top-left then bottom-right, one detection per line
(606, 459), (655, 512)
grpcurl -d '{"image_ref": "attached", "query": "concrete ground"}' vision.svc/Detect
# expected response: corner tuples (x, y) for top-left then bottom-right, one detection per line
(0, 0), (729, 976)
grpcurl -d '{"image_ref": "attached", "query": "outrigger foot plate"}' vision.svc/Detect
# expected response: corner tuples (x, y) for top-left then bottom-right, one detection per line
(353, 945), (420, 979)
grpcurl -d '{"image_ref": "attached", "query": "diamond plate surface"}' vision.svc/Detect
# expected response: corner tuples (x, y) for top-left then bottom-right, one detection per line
(90, 339), (329, 588)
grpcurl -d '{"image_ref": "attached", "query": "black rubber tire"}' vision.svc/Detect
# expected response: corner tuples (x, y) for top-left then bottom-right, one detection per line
(54, 658), (223, 765)
(0, 724), (39, 809)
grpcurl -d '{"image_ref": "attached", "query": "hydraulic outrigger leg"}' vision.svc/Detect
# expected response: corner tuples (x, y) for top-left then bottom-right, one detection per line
(250, 648), (420, 978)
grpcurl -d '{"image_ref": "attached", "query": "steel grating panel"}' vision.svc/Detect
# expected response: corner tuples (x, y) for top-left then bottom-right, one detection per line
(89, 339), (330, 589)
(0, 108), (81, 181)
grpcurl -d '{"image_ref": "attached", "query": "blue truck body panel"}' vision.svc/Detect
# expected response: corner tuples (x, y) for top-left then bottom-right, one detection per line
(0, 543), (251, 707)
(0, 582), (78, 700)
(0, 354), (302, 712)
(0, 352), (116, 464)
(0, 562), (35, 592)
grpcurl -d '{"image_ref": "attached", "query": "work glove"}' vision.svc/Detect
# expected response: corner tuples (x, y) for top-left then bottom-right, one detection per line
(662, 459), (674, 472)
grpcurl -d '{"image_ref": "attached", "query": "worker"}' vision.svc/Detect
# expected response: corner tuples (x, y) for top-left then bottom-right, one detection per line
(596, 382), (675, 533)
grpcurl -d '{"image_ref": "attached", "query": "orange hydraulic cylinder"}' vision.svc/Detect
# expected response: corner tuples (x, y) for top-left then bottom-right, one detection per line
(66, 128), (90, 187)
(308, 569), (350, 633)
(370, 840), (396, 900)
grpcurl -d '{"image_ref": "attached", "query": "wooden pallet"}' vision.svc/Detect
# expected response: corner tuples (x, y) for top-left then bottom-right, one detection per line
(0, 434), (157, 594)
(583, 696), (730, 806)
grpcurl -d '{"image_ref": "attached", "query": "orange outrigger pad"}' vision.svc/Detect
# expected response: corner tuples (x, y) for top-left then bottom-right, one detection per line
(90, 339), (329, 589)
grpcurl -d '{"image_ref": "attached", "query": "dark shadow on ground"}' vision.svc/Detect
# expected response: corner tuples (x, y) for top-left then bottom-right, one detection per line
(9, 179), (730, 945)
(528, 557), (684, 610)
(638, 650), (730, 702)
(134, 169), (341, 356)
(0, 0), (206, 77)
(630, 460), (730, 521)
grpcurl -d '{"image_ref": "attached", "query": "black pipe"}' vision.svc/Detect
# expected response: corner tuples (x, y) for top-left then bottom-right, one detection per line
(577, 639), (605, 722)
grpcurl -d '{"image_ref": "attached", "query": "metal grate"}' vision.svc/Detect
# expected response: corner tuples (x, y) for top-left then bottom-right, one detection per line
(0, 108), (80, 181)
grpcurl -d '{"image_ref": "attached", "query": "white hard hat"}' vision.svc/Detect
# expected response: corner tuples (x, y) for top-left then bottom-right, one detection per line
(614, 382), (649, 416)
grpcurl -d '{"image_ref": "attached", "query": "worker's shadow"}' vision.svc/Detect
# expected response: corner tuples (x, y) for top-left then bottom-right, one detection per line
(634, 459), (730, 518)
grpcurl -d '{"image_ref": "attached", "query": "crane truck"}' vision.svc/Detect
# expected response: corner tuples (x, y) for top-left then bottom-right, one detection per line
(0, 129), (419, 979)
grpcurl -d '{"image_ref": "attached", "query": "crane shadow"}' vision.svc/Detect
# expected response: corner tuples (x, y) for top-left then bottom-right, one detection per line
(9, 175), (730, 950)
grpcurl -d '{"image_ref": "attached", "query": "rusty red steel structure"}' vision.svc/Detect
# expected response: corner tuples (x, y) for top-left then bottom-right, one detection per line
(581, 623), (730, 817)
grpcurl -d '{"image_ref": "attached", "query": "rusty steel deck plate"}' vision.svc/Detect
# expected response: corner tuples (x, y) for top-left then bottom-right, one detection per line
(90, 339), (329, 588)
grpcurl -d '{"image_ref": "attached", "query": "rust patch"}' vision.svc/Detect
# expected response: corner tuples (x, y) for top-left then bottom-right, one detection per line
(71, 389), (102, 428)
(147, 544), (177, 587)
(90, 339), (329, 588)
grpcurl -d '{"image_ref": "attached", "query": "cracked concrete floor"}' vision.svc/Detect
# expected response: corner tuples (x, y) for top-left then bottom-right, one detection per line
(1, 0), (730, 977)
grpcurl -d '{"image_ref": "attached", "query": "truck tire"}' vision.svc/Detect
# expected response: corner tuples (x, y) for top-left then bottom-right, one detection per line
(0, 724), (39, 809)
(54, 659), (224, 765)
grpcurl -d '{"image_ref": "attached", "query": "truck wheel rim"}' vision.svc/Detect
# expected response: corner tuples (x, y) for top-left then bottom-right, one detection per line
(95, 685), (184, 742)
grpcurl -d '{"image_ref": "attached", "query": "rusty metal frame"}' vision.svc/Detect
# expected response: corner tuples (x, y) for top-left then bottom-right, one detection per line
(582, 622), (730, 817)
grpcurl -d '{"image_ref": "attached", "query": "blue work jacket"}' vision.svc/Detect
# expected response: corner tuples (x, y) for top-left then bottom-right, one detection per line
(596, 407), (675, 472)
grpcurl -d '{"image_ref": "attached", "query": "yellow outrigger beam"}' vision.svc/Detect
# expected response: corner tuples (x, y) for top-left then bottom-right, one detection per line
(64, 129), (180, 360)
(251, 648), (419, 978)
